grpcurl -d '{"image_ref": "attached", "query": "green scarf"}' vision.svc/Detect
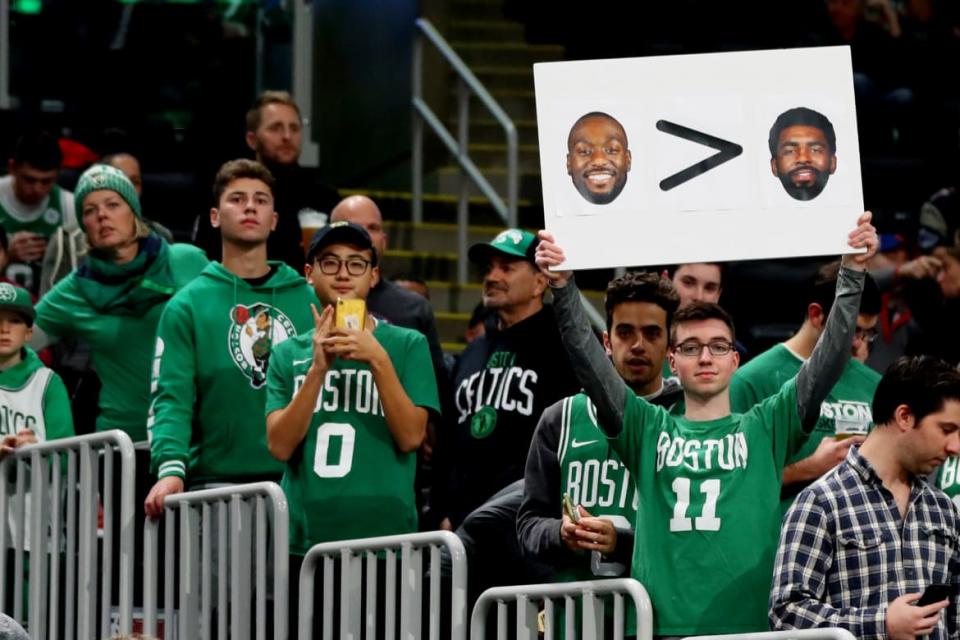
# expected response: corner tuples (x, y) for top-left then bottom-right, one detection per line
(75, 233), (179, 315)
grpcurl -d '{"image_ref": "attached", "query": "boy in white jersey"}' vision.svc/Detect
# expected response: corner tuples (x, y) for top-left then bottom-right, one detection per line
(0, 282), (73, 457)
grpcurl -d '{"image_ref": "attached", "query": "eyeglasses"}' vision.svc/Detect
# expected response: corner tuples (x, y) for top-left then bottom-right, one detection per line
(854, 327), (878, 344)
(317, 256), (371, 276)
(674, 340), (735, 358)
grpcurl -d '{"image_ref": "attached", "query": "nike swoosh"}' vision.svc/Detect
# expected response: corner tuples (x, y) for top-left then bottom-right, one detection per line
(571, 439), (598, 448)
(293, 359), (312, 366)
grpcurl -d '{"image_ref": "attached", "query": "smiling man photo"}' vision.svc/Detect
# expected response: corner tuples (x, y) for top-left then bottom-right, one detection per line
(566, 112), (632, 205)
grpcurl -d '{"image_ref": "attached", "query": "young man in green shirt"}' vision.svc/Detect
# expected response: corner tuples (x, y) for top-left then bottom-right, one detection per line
(265, 221), (439, 550)
(145, 160), (317, 516)
(730, 261), (883, 511)
(534, 213), (877, 636)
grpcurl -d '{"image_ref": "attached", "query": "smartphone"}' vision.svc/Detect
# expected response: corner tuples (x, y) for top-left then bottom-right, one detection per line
(917, 583), (951, 606)
(336, 298), (366, 331)
(562, 493), (580, 523)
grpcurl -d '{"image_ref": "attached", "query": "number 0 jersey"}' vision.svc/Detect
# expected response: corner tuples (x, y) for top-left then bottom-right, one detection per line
(614, 380), (809, 635)
(265, 321), (440, 554)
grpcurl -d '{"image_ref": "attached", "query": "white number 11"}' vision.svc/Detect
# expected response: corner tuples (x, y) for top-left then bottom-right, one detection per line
(669, 478), (721, 532)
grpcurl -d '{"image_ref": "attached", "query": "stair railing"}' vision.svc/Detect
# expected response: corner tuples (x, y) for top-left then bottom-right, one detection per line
(412, 17), (518, 285)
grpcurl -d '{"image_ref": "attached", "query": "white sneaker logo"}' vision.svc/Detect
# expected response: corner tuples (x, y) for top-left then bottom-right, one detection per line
(570, 439), (598, 449)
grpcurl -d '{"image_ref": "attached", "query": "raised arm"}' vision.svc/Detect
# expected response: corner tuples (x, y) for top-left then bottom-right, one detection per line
(535, 231), (628, 436)
(795, 212), (876, 428)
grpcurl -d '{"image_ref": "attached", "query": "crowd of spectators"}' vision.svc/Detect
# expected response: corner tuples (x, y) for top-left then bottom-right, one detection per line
(2, 0), (960, 637)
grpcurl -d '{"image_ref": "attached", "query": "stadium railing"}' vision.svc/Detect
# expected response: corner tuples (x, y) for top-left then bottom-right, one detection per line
(470, 578), (653, 640)
(298, 529), (468, 640)
(0, 430), (135, 639)
(142, 481), (289, 640)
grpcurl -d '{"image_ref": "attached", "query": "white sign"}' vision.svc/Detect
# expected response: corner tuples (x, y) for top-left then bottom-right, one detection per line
(534, 46), (863, 270)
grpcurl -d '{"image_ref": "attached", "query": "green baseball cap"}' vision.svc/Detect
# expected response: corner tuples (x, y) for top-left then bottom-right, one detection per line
(468, 228), (539, 265)
(0, 282), (35, 326)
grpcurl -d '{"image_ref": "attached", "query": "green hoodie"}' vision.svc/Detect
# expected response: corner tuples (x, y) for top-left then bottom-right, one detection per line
(34, 239), (208, 441)
(149, 261), (316, 484)
(0, 347), (73, 441)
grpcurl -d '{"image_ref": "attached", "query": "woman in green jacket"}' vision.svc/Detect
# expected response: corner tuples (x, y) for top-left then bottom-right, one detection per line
(32, 163), (208, 442)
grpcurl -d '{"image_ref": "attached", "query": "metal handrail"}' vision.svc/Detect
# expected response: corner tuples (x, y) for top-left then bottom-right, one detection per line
(470, 578), (654, 640)
(412, 17), (519, 285)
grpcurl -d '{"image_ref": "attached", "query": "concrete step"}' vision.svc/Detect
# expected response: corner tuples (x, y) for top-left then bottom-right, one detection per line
(449, 19), (525, 42)
(451, 42), (564, 67)
(450, 0), (506, 21)
(460, 118), (539, 146)
(446, 87), (538, 122)
(467, 142), (541, 172)
(470, 65), (534, 92)
(339, 188), (539, 227)
(381, 249), (474, 283)
(384, 220), (511, 253)
(435, 166), (543, 204)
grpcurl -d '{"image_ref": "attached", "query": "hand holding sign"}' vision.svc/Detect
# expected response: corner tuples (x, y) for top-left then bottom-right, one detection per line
(534, 230), (572, 289)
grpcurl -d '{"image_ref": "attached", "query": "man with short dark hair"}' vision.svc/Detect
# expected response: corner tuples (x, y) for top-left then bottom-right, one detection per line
(518, 271), (681, 631)
(196, 91), (339, 271)
(146, 159), (316, 515)
(0, 132), (74, 291)
(731, 262), (883, 510)
(771, 355), (960, 640)
(566, 112), (632, 205)
(768, 107), (838, 201)
(535, 212), (876, 636)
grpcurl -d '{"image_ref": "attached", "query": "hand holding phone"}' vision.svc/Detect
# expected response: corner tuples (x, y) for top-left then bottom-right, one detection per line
(562, 493), (580, 523)
(917, 583), (951, 607)
(336, 298), (366, 331)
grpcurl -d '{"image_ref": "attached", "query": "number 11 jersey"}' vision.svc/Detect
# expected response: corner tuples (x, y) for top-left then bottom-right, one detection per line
(613, 380), (809, 635)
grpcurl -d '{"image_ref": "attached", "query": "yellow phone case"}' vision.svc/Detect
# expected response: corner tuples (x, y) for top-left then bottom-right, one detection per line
(336, 298), (366, 330)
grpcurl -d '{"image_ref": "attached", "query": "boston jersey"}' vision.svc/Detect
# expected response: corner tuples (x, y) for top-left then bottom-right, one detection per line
(614, 380), (807, 635)
(266, 321), (440, 554)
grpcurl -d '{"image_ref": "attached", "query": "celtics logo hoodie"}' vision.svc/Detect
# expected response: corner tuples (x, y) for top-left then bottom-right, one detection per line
(148, 261), (316, 484)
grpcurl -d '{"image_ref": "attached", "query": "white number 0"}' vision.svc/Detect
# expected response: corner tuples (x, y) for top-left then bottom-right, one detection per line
(313, 422), (356, 478)
(669, 478), (721, 532)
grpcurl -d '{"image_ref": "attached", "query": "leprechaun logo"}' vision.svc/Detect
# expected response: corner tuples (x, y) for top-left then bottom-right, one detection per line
(228, 303), (297, 388)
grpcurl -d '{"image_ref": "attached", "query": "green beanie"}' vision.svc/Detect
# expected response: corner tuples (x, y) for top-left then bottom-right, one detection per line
(74, 163), (142, 219)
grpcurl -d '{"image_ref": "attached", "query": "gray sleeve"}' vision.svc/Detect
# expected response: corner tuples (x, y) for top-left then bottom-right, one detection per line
(795, 265), (865, 427)
(551, 279), (628, 436)
(517, 401), (577, 564)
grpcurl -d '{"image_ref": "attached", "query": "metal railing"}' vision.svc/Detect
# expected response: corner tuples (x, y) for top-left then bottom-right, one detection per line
(142, 481), (289, 640)
(0, 430), (135, 640)
(470, 578), (653, 640)
(412, 17), (519, 285)
(298, 530), (468, 640)
(690, 630), (857, 640)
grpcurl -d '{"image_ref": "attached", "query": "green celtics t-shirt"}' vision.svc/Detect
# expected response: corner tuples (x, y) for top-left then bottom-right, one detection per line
(558, 393), (636, 581)
(613, 380), (807, 636)
(266, 320), (440, 555)
(557, 393), (638, 633)
(730, 344), (880, 509)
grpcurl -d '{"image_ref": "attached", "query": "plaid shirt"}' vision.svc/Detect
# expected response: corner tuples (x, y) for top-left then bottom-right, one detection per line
(770, 445), (960, 640)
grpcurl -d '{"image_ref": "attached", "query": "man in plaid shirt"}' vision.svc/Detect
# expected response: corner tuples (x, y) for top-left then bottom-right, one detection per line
(771, 356), (960, 640)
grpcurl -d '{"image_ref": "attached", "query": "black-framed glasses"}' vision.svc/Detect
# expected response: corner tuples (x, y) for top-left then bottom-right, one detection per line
(854, 327), (878, 344)
(318, 256), (371, 276)
(674, 340), (735, 358)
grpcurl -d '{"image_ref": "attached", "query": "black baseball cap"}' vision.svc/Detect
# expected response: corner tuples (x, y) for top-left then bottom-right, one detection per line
(306, 221), (379, 266)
